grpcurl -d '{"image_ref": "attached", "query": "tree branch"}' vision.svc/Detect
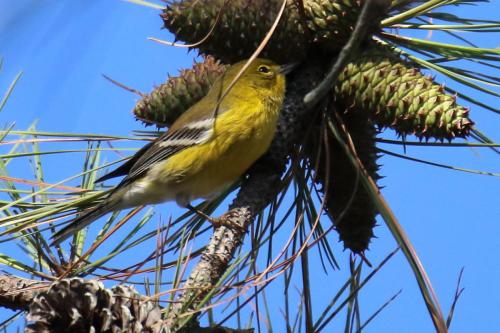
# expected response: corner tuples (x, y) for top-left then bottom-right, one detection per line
(0, 275), (48, 311)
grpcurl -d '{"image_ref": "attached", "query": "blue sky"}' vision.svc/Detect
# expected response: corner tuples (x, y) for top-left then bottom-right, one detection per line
(0, 1), (499, 332)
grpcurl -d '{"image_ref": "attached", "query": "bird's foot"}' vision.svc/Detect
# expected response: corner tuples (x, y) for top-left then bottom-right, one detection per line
(187, 205), (245, 232)
(209, 214), (246, 232)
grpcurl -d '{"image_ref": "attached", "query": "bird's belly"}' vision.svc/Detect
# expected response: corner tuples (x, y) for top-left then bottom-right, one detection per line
(158, 117), (277, 201)
(115, 138), (264, 210)
(116, 179), (177, 208)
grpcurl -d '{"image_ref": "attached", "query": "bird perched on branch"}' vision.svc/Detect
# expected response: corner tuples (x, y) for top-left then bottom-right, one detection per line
(52, 58), (295, 245)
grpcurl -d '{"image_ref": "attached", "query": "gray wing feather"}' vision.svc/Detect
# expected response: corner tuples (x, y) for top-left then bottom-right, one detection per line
(114, 121), (213, 188)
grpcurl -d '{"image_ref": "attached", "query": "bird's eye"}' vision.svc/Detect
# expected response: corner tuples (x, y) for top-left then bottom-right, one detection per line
(258, 65), (270, 74)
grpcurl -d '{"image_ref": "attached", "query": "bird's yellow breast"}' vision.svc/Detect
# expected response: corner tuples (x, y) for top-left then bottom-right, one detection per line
(151, 99), (281, 202)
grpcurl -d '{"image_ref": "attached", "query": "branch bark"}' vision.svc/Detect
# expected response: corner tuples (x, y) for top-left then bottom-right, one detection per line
(0, 275), (48, 311)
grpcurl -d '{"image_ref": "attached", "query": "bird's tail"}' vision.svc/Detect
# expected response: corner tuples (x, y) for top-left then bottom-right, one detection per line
(51, 200), (119, 246)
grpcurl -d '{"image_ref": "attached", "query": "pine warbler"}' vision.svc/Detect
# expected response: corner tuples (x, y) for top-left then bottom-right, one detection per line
(52, 58), (294, 244)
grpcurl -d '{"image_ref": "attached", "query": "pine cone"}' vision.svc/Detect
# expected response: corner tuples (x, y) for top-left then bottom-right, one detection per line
(306, 105), (381, 253)
(26, 278), (164, 333)
(133, 55), (227, 127)
(335, 44), (473, 140)
(302, 0), (362, 46)
(162, 0), (375, 63)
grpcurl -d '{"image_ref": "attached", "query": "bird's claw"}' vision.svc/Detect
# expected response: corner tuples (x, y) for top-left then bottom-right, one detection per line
(208, 215), (245, 233)
(187, 204), (245, 232)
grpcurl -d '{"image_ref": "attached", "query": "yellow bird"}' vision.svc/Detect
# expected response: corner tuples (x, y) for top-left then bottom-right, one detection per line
(52, 58), (294, 245)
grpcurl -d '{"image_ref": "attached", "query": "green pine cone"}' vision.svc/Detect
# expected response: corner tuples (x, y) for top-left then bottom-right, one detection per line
(335, 44), (473, 140)
(133, 56), (227, 127)
(306, 106), (380, 254)
(162, 0), (372, 64)
(303, 0), (361, 46)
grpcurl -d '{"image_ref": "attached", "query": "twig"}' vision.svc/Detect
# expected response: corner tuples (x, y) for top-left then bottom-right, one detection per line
(446, 267), (465, 329)
(149, 0), (229, 48)
(102, 74), (145, 97)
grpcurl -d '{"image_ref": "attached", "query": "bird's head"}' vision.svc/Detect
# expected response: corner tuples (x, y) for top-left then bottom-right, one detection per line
(223, 58), (297, 100)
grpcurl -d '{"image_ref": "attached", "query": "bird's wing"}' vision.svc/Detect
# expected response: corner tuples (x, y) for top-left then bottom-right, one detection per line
(95, 117), (213, 184)
(131, 120), (214, 178)
(115, 117), (216, 189)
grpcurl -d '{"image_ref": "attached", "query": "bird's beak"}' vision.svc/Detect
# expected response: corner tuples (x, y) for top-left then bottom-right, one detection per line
(279, 62), (299, 75)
